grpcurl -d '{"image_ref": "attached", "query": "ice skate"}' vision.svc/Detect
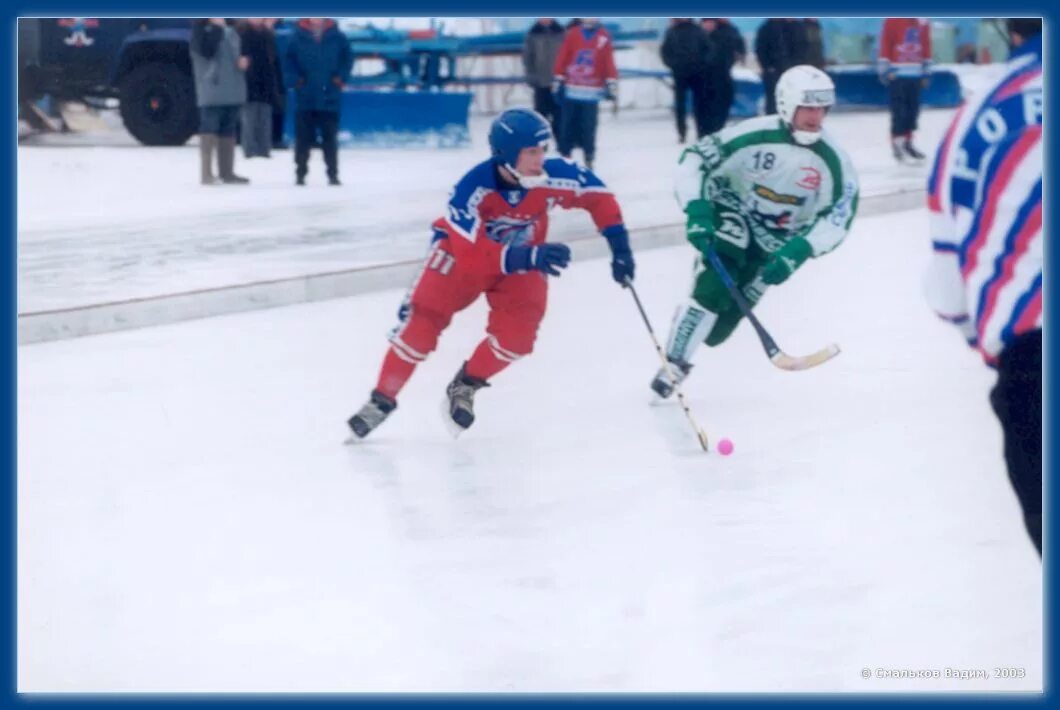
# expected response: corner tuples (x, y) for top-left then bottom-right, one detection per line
(650, 358), (693, 399)
(346, 390), (397, 442)
(902, 139), (926, 162)
(444, 364), (489, 436)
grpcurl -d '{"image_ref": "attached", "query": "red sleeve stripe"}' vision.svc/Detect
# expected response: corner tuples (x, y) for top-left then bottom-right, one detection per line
(960, 125), (1041, 279)
(974, 200), (1041, 340)
(927, 104), (965, 213)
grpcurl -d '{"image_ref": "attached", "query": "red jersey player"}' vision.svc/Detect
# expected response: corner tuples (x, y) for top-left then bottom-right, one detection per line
(347, 108), (636, 438)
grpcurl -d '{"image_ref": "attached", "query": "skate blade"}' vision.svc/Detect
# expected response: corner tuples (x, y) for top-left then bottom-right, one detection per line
(649, 392), (674, 407)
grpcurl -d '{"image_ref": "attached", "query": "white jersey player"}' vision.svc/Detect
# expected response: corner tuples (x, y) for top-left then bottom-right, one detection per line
(652, 65), (860, 397)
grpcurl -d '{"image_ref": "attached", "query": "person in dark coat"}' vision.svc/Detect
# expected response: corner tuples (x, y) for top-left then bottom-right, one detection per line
(284, 18), (353, 185)
(266, 18), (289, 149)
(801, 18), (826, 68)
(523, 19), (565, 138)
(660, 18), (712, 143)
(700, 18), (746, 133)
(754, 18), (805, 114)
(237, 18), (278, 158)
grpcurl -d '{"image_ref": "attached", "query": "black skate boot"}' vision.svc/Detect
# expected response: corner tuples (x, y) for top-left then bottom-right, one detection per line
(347, 390), (397, 440)
(650, 358), (693, 399)
(902, 139), (926, 162)
(445, 363), (490, 433)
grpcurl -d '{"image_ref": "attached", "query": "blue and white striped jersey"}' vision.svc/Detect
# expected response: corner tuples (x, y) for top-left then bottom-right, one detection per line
(924, 34), (1042, 365)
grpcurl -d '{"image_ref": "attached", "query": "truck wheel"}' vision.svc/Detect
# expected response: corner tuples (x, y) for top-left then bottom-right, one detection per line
(119, 62), (197, 146)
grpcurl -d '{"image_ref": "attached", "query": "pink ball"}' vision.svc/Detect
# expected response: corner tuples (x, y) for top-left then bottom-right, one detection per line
(717, 438), (734, 456)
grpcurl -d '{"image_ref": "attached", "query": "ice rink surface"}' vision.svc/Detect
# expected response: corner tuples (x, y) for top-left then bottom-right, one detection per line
(18, 206), (1042, 692)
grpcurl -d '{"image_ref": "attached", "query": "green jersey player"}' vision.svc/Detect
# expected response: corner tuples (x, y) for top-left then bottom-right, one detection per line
(651, 65), (860, 398)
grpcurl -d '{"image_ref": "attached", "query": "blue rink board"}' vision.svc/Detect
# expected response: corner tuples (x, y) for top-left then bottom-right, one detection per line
(726, 69), (961, 118)
(284, 89), (473, 148)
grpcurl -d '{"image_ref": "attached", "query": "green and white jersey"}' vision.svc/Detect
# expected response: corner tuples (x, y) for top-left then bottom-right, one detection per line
(675, 115), (859, 256)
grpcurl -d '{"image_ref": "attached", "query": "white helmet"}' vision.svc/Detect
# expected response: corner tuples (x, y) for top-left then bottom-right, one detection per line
(774, 65), (835, 145)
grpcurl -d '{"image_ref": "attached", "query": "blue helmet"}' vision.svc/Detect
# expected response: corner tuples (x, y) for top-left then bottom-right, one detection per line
(488, 108), (552, 169)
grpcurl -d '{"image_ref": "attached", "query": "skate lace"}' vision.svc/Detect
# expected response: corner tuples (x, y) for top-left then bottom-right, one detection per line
(447, 380), (478, 412)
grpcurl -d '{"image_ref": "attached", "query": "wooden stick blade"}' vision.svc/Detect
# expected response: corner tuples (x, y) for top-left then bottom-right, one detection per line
(697, 430), (711, 452)
(770, 343), (841, 371)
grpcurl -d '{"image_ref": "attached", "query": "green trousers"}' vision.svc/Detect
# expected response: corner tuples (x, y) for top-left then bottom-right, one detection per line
(690, 248), (769, 347)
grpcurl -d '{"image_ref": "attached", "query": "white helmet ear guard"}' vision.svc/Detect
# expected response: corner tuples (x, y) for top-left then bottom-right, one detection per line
(775, 65), (836, 145)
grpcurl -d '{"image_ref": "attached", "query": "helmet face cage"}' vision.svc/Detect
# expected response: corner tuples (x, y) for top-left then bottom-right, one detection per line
(489, 109), (552, 170)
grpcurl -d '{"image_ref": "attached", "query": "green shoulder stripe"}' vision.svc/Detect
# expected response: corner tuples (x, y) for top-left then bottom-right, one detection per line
(718, 128), (792, 159)
(810, 139), (847, 205)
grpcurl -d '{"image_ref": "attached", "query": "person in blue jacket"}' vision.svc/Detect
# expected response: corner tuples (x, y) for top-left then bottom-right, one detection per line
(285, 18), (353, 185)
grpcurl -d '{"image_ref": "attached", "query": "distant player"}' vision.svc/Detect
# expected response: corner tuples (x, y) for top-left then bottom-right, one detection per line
(924, 19), (1042, 555)
(878, 17), (933, 163)
(551, 18), (618, 171)
(650, 65), (859, 397)
(347, 108), (636, 438)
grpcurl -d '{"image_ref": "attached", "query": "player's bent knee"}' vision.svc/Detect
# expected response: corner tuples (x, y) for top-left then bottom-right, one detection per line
(488, 310), (543, 358)
(411, 305), (453, 332)
(487, 333), (533, 363)
(692, 277), (734, 314)
(692, 291), (730, 315)
(704, 310), (743, 347)
(391, 307), (451, 357)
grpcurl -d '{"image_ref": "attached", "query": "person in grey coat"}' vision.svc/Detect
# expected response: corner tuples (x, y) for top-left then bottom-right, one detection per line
(522, 18), (565, 138)
(190, 18), (249, 184)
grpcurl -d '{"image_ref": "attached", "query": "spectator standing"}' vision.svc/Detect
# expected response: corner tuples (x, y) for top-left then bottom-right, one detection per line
(522, 18), (565, 139)
(754, 18), (803, 114)
(189, 18), (249, 185)
(266, 18), (289, 150)
(285, 17), (353, 185)
(801, 18), (826, 68)
(237, 18), (278, 158)
(879, 17), (933, 162)
(660, 18), (712, 143)
(700, 18), (746, 133)
(552, 18), (618, 171)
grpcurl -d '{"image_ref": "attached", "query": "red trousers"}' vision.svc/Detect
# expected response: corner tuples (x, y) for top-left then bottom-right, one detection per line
(375, 240), (548, 400)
